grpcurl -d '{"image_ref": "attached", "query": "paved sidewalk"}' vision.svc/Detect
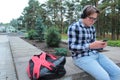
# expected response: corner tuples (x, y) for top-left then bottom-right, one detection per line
(9, 36), (42, 80)
(0, 35), (17, 80)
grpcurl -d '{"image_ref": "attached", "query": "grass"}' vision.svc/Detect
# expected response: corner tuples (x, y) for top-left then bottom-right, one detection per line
(61, 34), (68, 40)
(108, 40), (120, 47)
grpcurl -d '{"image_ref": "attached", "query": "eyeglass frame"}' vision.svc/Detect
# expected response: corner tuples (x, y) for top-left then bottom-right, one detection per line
(88, 16), (97, 21)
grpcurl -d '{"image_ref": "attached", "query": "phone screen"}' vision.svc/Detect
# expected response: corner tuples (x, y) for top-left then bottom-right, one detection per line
(103, 39), (107, 42)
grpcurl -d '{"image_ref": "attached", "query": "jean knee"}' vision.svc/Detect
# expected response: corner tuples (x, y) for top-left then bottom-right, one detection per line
(110, 73), (120, 80)
(110, 68), (120, 80)
(95, 73), (110, 80)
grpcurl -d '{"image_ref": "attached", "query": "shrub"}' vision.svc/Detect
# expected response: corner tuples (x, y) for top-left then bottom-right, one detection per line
(108, 40), (120, 47)
(27, 29), (37, 40)
(45, 27), (61, 47)
(24, 33), (28, 39)
(54, 48), (67, 56)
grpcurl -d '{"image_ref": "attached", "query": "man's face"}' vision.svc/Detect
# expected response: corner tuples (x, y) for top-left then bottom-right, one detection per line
(84, 13), (98, 27)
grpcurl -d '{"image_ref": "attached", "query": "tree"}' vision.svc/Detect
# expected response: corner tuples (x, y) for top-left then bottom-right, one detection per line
(35, 16), (45, 41)
(46, 0), (67, 33)
(38, 4), (52, 27)
(17, 16), (24, 30)
(19, 0), (120, 40)
(10, 19), (18, 30)
(22, 0), (40, 30)
(65, 1), (75, 25)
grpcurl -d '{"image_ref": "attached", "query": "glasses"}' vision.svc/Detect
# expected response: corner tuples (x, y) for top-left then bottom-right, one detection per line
(88, 17), (97, 21)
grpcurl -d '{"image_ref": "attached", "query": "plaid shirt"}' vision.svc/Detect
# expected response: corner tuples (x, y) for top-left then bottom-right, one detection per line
(68, 19), (97, 57)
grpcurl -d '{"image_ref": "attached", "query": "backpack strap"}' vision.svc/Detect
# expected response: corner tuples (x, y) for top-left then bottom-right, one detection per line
(26, 63), (31, 78)
(39, 52), (55, 70)
(32, 56), (42, 79)
(31, 52), (56, 79)
(43, 52), (57, 60)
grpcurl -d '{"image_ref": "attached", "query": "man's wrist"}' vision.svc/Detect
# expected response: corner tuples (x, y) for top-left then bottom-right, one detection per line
(85, 43), (90, 50)
(89, 43), (91, 49)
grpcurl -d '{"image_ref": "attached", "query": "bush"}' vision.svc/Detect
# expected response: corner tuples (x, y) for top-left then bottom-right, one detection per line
(108, 40), (120, 47)
(45, 27), (61, 47)
(54, 48), (67, 56)
(27, 29), (37, 40)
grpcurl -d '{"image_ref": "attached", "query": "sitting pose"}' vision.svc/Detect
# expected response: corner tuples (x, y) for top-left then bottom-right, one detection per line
(68, 5), (120, 80)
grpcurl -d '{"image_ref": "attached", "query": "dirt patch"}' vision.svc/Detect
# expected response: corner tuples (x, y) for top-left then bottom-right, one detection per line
(21, 38), (71, 57)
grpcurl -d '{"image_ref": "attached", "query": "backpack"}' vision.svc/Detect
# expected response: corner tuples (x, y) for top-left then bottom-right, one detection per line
(26, 52), (66, 80)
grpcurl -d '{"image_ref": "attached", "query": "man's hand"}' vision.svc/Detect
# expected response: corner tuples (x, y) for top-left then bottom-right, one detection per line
(89, 41), (107, 49)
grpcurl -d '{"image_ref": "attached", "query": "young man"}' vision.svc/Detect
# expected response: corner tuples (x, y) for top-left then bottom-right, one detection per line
(68, 5), (120, 80)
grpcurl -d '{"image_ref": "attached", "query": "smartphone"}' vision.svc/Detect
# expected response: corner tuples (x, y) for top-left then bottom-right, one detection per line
(103, 39), (108, 42)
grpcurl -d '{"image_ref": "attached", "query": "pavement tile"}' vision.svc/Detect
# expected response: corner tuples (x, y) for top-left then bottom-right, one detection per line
(0, 35), (17, 80)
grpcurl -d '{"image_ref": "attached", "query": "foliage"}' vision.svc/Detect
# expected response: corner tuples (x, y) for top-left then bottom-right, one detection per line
(65, 1), (76, 24)
(54, 48), (67, 56)
(10, 19), (18, 30)
(64, 26), (68, 34)
(12, 0), (120, 40)
(27, 29), (37, 40)
(22, 0), (40, 30)
(61, 34), (68, 40)
(45, 27), (61, 47)
(24, 33), (28, 39)
(108, 40), (120, 47)
(46, 0), (66, 33)
(35, 16), (46, 42)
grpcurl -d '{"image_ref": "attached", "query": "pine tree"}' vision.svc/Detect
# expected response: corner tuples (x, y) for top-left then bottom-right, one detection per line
(35, 16), (45, 42)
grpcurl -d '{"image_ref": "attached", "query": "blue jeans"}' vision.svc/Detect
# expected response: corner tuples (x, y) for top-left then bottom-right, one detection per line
(73, 52), (120, 80)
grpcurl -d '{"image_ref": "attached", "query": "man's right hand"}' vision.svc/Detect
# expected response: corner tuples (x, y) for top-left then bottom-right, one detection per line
(89, 41), (107, 49)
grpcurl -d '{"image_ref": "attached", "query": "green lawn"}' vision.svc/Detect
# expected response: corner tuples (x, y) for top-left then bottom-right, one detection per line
(61, 34), (68, 40)
(108, 40), (120, 47)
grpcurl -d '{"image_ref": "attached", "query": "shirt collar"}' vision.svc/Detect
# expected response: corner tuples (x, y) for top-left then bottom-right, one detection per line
(79, 19), (91, 28)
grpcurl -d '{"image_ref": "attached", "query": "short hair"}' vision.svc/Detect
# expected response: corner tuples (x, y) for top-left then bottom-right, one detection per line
(81, 5), (100, 19)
